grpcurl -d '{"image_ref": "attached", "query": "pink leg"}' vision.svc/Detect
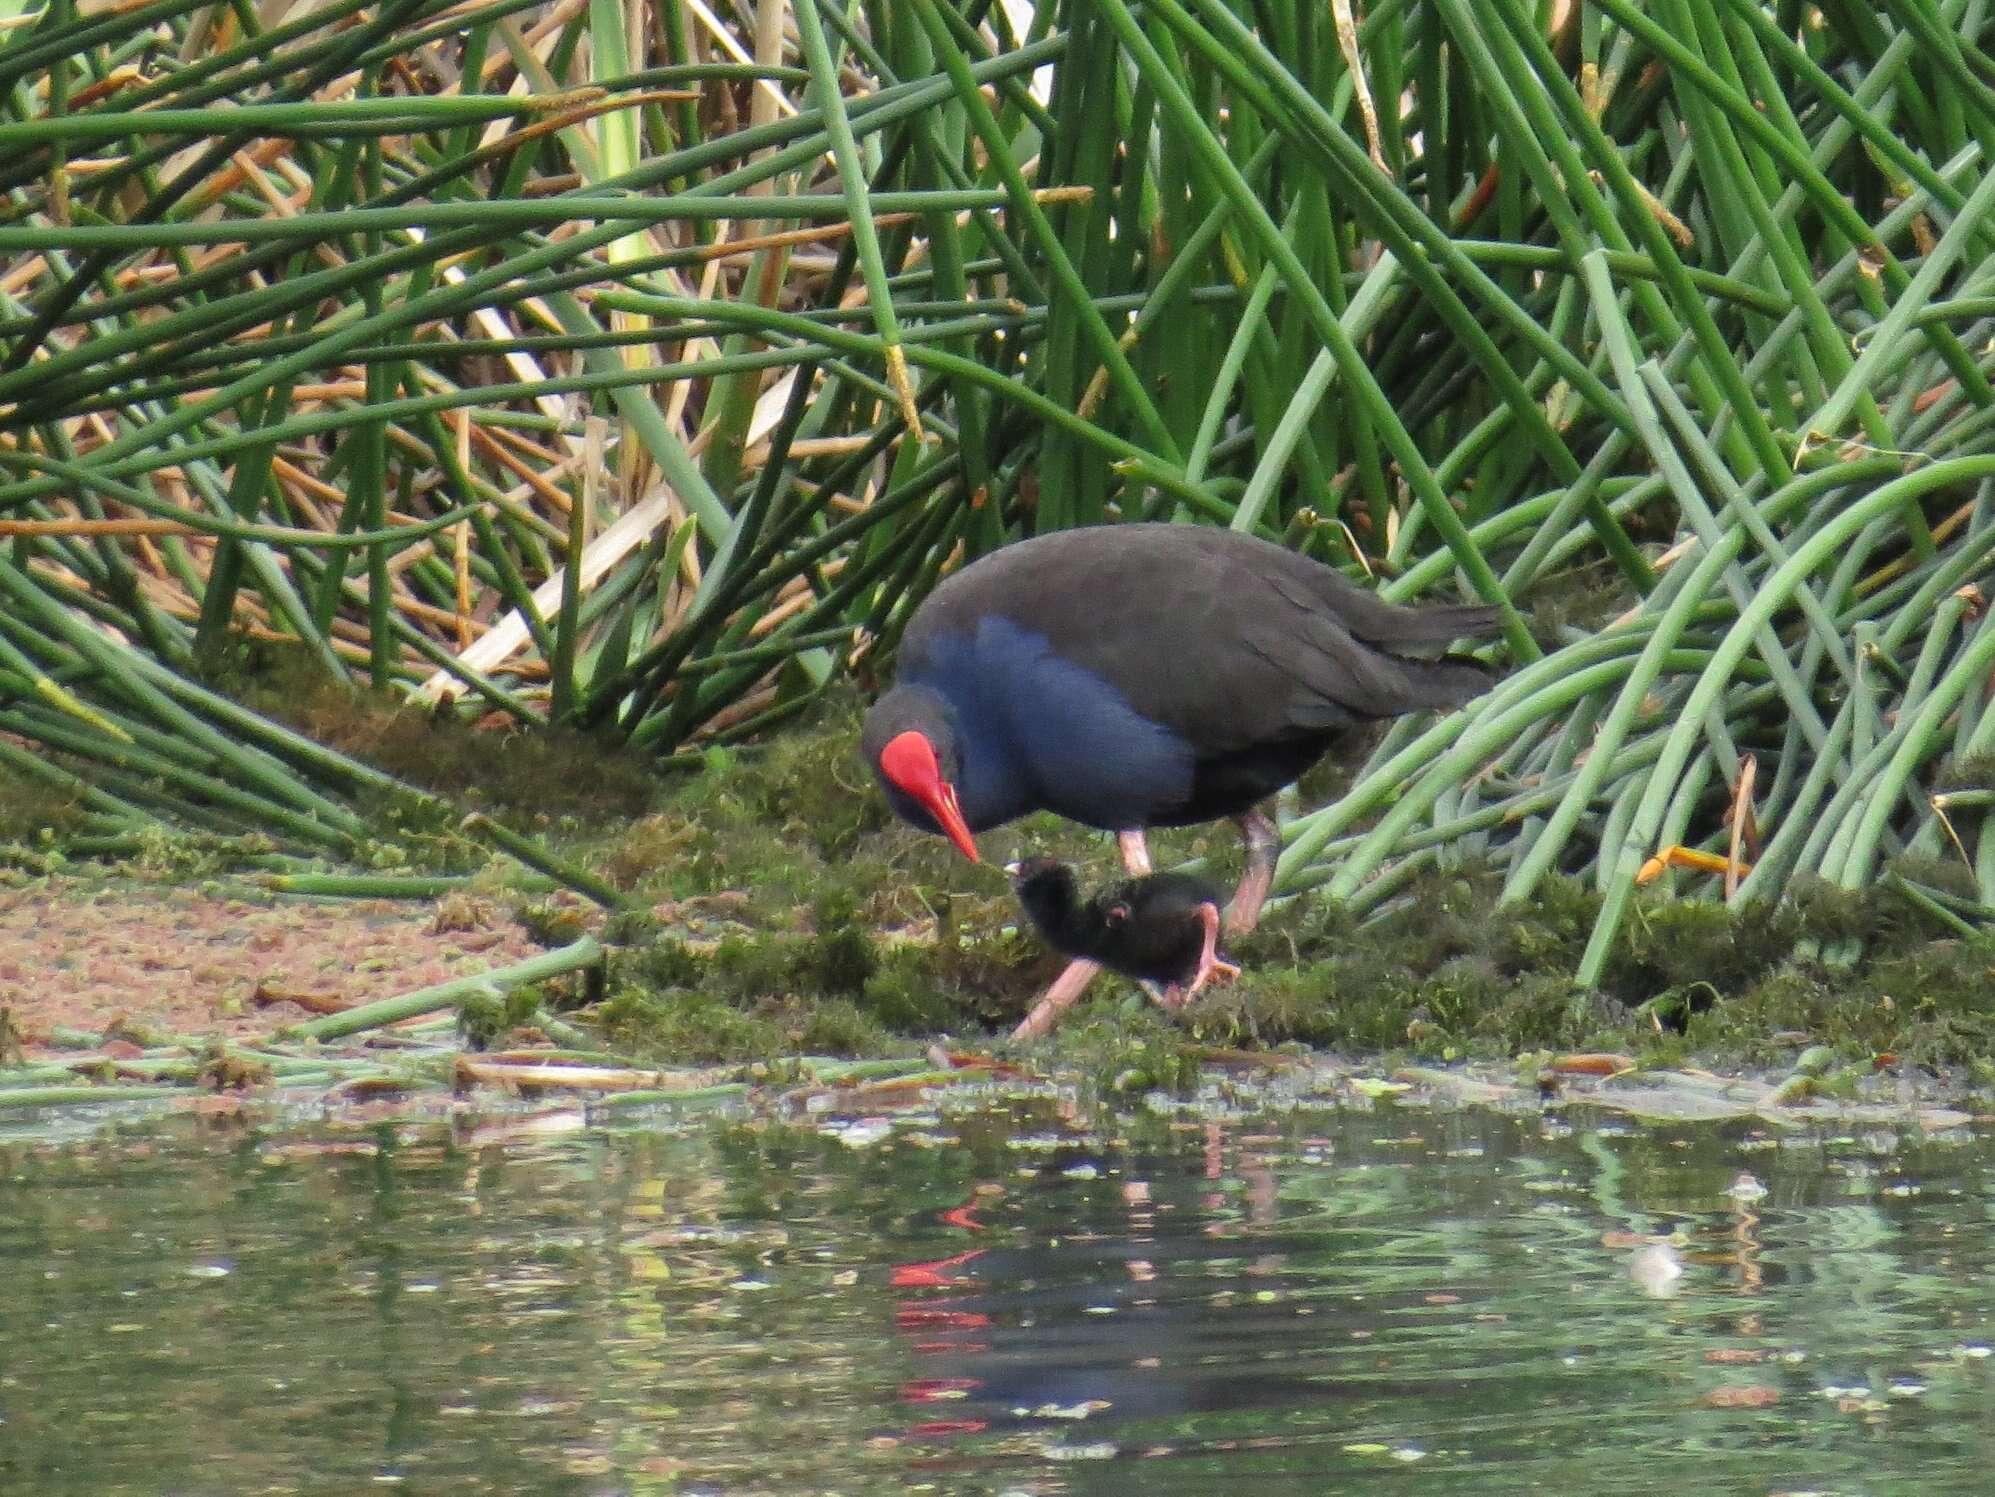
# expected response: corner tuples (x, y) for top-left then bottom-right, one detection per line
(1011, 957), (1103, 1041)
(1225, 807), (1280, 935)
(1149, 906), (1241, 1014)
(1117, 829), (1152, 875)
(1187, 902), (1242, 995)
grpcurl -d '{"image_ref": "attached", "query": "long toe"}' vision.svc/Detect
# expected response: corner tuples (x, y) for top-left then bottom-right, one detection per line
(1187, 954), (1243, 997)
(1188, 900), (1239, 998)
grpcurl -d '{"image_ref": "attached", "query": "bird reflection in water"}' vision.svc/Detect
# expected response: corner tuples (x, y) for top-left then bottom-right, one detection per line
(888, 1119), (1293, 1448)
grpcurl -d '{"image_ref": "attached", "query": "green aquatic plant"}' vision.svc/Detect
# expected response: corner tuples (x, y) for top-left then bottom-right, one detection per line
(457, 982), (545, 1051)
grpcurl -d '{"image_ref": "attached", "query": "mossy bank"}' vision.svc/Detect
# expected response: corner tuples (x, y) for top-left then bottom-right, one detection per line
(7, 674), (1995, 1089)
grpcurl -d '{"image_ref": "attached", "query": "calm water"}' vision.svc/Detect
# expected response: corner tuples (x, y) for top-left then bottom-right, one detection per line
(2, 1080), (1993, 1495)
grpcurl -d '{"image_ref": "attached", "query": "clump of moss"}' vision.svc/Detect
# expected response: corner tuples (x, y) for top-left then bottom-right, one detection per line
(793, 998), (897, 1055)
(1602, 895), (1801, 1009)
(593, 760), (854, 915)
(1151, 851), (1995, 1064)
(1789, 877), (1889, 951)
(0, 767), (86, 844)
(1783, 862), (1983, 970)
(1196, 942), (1601, 1059)
(514, 895), (592, 946)
(1668, 926), (1995, 1068)
(1488, 875), (1600, 976)
(599, 813), (706, 894)
(1852, 939), (1995, 1057)
(585, 826), (1057, 1054)
(1184, 965), (1346, 1049)
(858, 946), (975, 1031)
(592, 988), (792, 1062)
(599, 907), (662, 944)
(704, 932), (807, 1000)
(696, 921), (897, 1012)
(587, 985), (898, 1063)
(616, 931), (701, 990)
(804, 888), (877, 994)
(458, 982), (546, 1050)
(881, 911), (1047, 1029)
(1887, 854), (1983, 902)
(739, 710), (895, 861)
(1344, 871), (1501, 969)
(129, 823), (234, 880)
(592, 873), (1011, 1055)
(205, 633), (656, 824)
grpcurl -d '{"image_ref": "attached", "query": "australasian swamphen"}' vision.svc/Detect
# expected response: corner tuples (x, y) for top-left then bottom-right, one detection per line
(860, 522), (1504, 1034)
(1007, 858), (1238, 1035)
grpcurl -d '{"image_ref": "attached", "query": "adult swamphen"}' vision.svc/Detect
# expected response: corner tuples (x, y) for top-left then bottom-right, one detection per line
(861, 523), (1504, 1033)
(1006, 858), (1237, 1037)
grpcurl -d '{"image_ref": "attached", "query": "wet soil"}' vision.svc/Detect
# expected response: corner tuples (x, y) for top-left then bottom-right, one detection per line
(0, 878), (541, 1052)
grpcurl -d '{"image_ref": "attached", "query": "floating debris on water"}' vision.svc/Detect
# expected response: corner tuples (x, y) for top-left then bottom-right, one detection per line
(1628, 1242), (1685, 1298)
(1726, 1172), (1768, 1202)
(1042, 1441), (1118, 1461)
(828, 1118), (895, 1149)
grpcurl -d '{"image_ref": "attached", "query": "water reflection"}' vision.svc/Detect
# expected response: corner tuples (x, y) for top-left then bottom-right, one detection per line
(0, 1087), (1990, 1494)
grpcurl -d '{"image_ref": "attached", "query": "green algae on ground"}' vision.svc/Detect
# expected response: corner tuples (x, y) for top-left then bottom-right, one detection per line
(1197, 865), (1995, 1071)
(591, 886), (1044, 1064)
(18, 661), (1995, 1080)
(0, 767), (86, 847)
(457, 982), (549, 1050)
(200, 634), (657, 824)
(581, 825), (1995, 1079)
(589, 987), (900, 1065)
(289, 688), (1995, 1077)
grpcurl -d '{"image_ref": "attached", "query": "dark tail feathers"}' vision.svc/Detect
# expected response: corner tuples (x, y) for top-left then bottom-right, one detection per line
(1392, 652), (1498, 711)
(1369, 602), (1506, 646)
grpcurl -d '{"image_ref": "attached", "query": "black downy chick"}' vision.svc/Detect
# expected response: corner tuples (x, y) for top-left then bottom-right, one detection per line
(1006, 857), (1240, 1012)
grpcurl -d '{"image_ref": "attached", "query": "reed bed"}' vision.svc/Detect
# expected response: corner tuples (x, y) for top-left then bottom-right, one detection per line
(2, 0), (1994, 975)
